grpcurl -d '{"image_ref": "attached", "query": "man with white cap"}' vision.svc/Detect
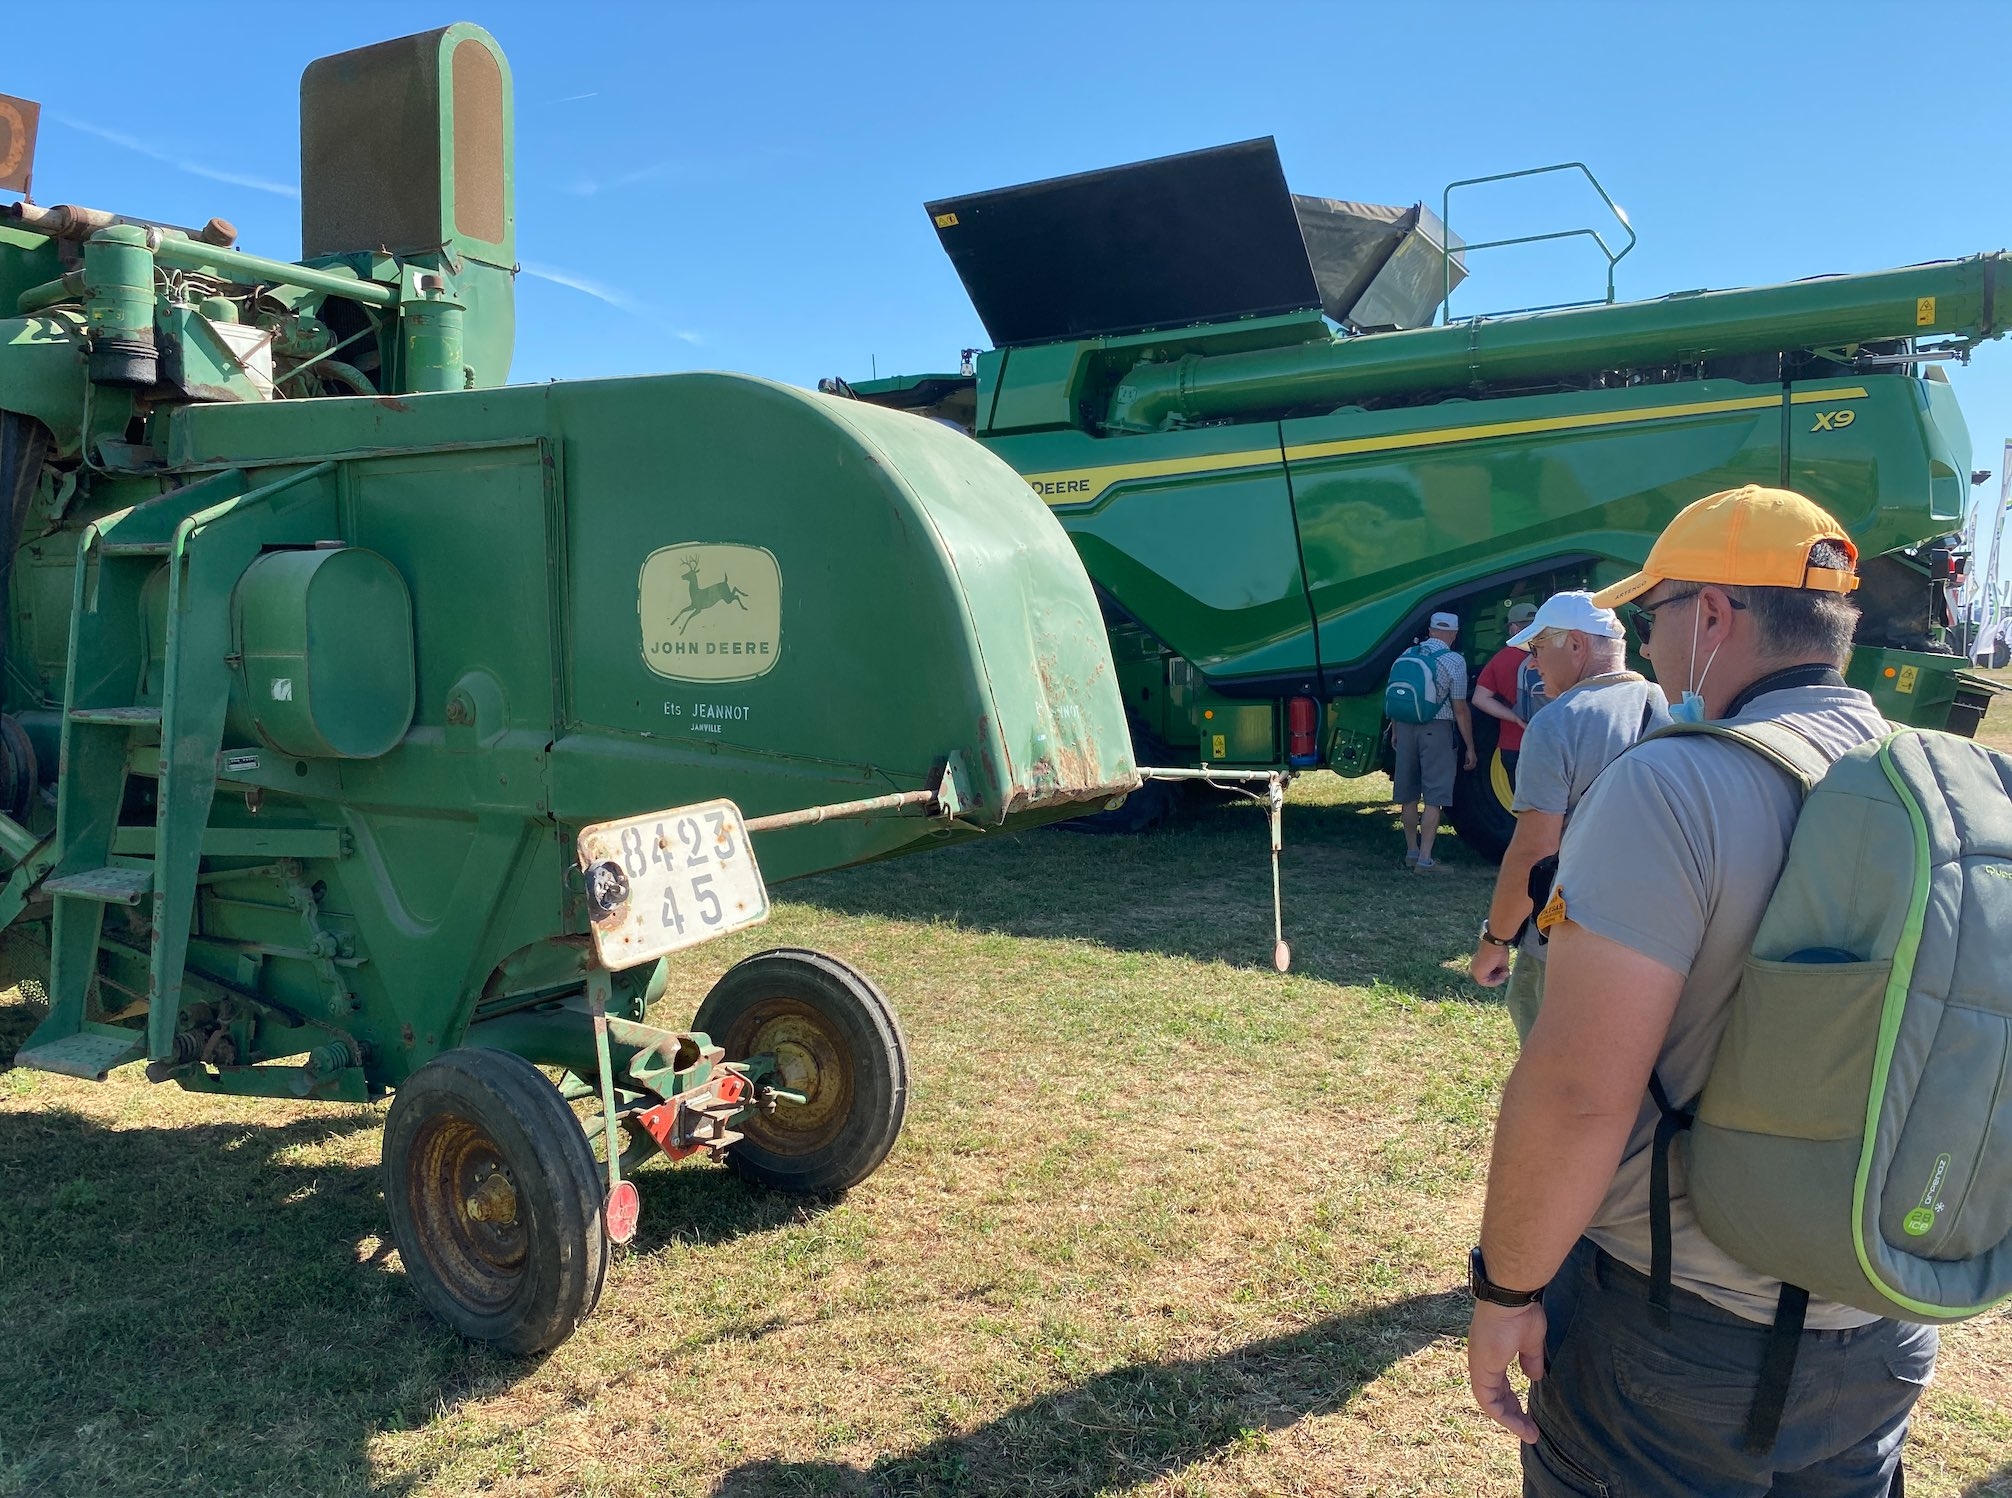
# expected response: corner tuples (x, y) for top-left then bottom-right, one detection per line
(1388, 610), (1477, 870)
(1468, 591), (1668, 1036)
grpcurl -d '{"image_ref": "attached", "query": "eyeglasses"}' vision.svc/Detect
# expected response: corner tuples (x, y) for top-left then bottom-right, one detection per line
(1631, 588), (1744, 642)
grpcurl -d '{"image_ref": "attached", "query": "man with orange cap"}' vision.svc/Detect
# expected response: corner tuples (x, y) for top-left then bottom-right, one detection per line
(1464, 487), (1936, 1496)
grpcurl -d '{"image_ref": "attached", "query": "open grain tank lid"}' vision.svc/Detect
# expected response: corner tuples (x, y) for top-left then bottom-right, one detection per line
(925, 137), (1465, 347)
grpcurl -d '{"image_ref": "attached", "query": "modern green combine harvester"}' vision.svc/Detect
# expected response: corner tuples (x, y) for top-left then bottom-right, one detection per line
(0, 25), (1135, 1351)
(838, 142), (2002, 851)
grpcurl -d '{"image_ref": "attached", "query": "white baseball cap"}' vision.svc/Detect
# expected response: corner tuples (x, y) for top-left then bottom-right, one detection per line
(1429, 611), (1459, 631)
(1507, 590), (1624, 647)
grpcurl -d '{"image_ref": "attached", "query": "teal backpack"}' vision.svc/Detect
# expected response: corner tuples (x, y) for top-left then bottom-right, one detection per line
(1646, 721), (2012, 1453)
(1384, 642), (1449, 725)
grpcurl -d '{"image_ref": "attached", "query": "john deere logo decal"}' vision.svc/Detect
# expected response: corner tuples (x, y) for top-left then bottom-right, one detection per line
(639, 543), (781, 683)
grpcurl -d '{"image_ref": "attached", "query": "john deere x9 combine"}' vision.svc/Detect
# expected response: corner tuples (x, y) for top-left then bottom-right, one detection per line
(0, 25), (1133, 1350)
(841, 142), (2000, 851)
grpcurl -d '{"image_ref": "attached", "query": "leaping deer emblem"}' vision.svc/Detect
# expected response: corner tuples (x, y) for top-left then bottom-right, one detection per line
(670, 556), (751, 634)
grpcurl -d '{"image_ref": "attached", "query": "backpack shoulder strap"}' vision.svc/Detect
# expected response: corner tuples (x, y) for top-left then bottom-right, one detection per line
(1644, 1071), (1698, 1327)
(1641, 719), (1829, 796)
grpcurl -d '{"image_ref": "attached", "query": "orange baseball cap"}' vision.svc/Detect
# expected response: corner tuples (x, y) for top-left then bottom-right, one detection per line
(1592, 485), (1860, 609)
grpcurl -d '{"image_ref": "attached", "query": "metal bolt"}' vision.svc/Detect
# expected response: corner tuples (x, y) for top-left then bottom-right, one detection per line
(463, 1170), (518, 1226)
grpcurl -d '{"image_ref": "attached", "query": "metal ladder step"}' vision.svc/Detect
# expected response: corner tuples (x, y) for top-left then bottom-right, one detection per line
(15, 1028), (146, 1080)
(43, 867), (154, 905)
(68, 706), (163, 727)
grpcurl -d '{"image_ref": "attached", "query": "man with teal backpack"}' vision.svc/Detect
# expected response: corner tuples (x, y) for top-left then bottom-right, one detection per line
(1465, 486), (2011, 1496)
(1385, 610), (1477, 869)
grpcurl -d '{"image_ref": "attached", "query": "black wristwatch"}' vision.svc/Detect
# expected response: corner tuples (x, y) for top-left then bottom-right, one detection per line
(1470, 1246), (1546, 1308)
(1477, 923), (1516, 949)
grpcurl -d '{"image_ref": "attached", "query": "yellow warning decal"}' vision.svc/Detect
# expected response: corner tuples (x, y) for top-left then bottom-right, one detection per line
(1895, 665), (1919, 694)
(1535, 885), (1569, 935)
(1916, 296), (1936, 327)
(933, 212), (959, 228)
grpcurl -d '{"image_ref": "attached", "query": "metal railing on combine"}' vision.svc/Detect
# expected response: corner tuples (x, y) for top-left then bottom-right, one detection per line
(1440, 162), (1637, 322)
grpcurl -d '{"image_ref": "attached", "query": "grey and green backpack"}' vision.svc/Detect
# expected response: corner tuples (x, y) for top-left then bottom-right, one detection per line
(1647, 720), (2012, 1449)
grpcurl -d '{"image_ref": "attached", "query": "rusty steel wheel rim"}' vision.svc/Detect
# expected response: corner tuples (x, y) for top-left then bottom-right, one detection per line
(406, 1113), (528, 1313)
(727, 997), (854, 1155)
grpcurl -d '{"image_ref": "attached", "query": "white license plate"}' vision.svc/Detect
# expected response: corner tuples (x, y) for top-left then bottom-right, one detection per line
(576, 799), (770, 969)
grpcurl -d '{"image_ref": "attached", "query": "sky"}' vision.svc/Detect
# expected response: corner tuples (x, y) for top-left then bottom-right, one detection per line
(9, 0), (2012, 608)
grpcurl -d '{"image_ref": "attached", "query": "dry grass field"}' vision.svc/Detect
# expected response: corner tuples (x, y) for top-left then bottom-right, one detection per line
(1, 688), (2008, 1496)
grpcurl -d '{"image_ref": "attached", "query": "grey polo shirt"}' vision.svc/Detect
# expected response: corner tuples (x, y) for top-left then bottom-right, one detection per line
(1545, 682), (1889, 1328)
(1510, 672), (1668, 961)
(1511, 671), (1670, 819)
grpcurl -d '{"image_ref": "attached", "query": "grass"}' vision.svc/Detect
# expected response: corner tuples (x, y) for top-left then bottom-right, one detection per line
(1, 700), (2009, 1497)
(1970, 664), (2012, 753)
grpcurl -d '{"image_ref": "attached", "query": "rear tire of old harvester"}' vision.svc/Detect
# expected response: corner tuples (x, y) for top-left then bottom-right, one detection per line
(693, 949), (909, 1196)
(381, 1047), (609, 1354)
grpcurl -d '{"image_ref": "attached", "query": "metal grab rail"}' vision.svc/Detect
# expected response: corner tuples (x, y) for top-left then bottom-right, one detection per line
(1440, 162), (1637, 323)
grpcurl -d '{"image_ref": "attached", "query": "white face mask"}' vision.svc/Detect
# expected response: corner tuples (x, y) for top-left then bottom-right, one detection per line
(1668, 600), (1722, 724)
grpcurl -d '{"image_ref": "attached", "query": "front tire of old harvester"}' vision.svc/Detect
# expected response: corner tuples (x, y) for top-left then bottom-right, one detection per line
(693, 948), (909, 1196)
(381, 1047), (608, 1355)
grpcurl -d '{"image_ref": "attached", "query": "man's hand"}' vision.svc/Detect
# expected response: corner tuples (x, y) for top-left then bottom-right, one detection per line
(1467, 1299), (1546, 1443)
(1463, 746), (1478, 772)
(1470, 940), (1511, 988)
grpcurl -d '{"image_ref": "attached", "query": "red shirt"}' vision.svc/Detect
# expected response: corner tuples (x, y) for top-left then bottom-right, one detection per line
(1476, 646), (1532, 751)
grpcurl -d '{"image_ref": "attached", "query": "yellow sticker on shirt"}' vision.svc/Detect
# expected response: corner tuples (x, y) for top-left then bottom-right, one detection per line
(1536, 885), (1569, 935)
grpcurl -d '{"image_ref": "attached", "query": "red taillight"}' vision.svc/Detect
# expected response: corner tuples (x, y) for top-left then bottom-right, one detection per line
(1287, 696), (1319, 765)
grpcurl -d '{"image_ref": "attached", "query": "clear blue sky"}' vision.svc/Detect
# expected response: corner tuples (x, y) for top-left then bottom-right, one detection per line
(12, 0), (2012, 601)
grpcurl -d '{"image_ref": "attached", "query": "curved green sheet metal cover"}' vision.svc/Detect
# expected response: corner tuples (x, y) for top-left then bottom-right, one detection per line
(161, 370), (1138, 880)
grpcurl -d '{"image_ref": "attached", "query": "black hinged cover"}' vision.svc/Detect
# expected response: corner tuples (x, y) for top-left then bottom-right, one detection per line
(926, 139), (1320, 348)
(926, 138), (1462, 347)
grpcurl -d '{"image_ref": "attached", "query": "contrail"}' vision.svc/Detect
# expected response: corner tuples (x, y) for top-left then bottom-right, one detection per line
(519, 261), (648, 315)
(55, 114), (300, 200)
(565, 159), (679, 198)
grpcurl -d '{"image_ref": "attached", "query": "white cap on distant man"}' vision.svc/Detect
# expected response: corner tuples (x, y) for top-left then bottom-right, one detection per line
(1507, 590), (1623, 648)
(1429, 611), (1459, 631)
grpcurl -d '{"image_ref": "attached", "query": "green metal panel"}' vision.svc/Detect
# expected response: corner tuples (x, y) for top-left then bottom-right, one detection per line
(1282, 379), (1789, 679)
(1847, 646), (1963, 729)
(987, 423), (1317, 684)
(1198, 701), (1275, 763)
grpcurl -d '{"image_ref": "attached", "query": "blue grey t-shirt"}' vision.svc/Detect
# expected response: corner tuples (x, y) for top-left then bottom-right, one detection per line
(1511, 672), (1671, 819)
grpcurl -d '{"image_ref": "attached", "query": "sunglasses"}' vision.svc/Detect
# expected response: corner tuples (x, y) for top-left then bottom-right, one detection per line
(1631, 588), (1745, 642)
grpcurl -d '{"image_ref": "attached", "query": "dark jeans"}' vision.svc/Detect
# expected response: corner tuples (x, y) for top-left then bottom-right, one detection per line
(1524, 1239), (1936, 1498)
(1502, 747), (1520, 790)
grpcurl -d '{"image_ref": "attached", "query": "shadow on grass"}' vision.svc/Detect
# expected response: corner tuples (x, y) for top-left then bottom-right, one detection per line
(0, 1058), (829, 1495)
(715, 1286), (1468, 1496)
(1965, 1461), (2012, 1497)
(787, 790), (1501, 998)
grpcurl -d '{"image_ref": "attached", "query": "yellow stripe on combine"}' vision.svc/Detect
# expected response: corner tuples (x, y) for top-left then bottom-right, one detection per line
(1021, 386), (1870, 509)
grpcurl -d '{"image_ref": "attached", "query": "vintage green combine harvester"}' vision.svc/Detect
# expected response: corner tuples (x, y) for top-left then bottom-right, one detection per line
(840, 142), (2001, 850)
(0, 25), (1134, 1351)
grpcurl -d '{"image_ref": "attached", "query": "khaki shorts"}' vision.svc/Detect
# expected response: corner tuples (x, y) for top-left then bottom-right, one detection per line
(1392, 719), (1457, 806)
